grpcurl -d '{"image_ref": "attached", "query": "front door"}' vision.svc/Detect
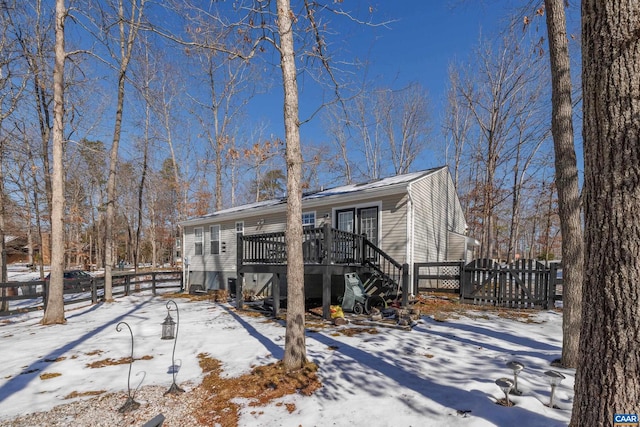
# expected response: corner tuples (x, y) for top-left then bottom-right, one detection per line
(358, 207), (379, 261)
(335, 206), (380, 261)
(336, 209), (355, 233)
(358, 207), (378, 245)
(336, 207), (379, 241)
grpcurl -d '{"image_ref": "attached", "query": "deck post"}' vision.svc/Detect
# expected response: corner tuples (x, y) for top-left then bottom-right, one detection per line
(236, 233), (243, 309)
(401, 263), (409, 307)
(272, 273), (280, 317)
(322, 267), (331, 320)
(322, 223), (332, 319)
(236, 273), (244, 309)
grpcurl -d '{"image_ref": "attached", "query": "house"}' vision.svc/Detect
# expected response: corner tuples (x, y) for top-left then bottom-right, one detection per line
(180, 166), (475, 305)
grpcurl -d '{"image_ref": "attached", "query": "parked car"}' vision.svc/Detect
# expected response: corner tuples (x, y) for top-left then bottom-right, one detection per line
(45, 270), (93, 291)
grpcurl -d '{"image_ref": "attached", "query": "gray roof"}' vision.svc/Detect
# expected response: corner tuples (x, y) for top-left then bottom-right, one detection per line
(181, 166), (445, 225)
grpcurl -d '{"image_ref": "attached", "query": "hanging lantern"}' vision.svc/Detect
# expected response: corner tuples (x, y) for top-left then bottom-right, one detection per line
(161, 311), (176, 340)
(160, 300), (184, 395)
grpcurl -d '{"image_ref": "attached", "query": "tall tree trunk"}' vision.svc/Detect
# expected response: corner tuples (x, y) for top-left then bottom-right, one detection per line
(277, 0), (307, 371)
(544, 0), (583, 369)
(135, 101), (150, 274)
(104, 0), (144, 300)
(28, 148), (45, 278)
(571, 1), (640, 424)
(0, 154), (7, 312)
(104, 73), (125, 301)
(42, 0), (66, 325)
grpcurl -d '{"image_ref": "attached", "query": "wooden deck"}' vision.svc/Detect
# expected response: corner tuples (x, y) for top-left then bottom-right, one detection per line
(236, 224), (409, 319)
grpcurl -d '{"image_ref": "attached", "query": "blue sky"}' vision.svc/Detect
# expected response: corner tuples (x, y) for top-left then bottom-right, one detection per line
(245, 1), (524, 161)
(72, 0), (581, 185)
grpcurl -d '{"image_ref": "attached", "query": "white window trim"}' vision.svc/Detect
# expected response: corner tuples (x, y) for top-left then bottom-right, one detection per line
(302, 211), (316, 228)
(210, 225), (220, 255)
(194, 227), (204, 255)
(331, 201), (382, 243)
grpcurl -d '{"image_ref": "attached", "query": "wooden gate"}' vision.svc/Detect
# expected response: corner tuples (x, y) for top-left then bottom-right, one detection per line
(460, 259), (557, 309)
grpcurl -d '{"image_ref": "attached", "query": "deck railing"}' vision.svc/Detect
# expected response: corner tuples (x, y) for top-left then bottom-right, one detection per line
(238, 224), (406, 288)
(238, 224), (366, 265)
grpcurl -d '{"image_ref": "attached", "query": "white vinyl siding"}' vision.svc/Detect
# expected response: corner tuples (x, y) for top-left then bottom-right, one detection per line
(378, 194), (408, 263)
(410, 167), (466, 262)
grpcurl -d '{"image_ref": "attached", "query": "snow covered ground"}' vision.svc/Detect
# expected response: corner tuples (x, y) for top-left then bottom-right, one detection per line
(0, 266), (573, 426)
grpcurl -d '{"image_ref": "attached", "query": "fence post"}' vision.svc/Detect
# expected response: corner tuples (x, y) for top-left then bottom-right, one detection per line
(548, 263), (559, 309)
(498, 265), (505, 306)
(401, 263), (409, 307)
(91, 278), (97, 304)
(43, 280), (48, 311)
(459, 261), (468, 301)
(125, 274), (131, 296)
(152, 272), (157, 296)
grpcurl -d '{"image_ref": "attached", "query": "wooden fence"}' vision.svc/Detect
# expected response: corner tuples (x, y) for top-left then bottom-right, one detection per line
(0, 270), (183, 316)
(414, 259), (562, 309)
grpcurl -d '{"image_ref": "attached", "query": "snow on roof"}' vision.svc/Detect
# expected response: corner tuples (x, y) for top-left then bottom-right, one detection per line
(303, 167), (441, 200)
(181, 167), (444, 224)
(186, 198), (286, 221)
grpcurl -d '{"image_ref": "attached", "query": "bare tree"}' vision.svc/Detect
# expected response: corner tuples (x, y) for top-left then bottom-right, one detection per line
(571, 1), (640, 424)
(4, 0), (55, 218)
(443, 64), (472, 189)
(504, 84), (549, 263)
(275, 0), (306, 370)
(543, 0), (583, 369)
(243, 138), (283, 203)
(323, 103), (354, 184)
(189, 45), (252, 211)
(379, 83), (430, 175)
(0, 8), (27, 310)
(354, 90), (382, 180)
(42, 0), (66, 324)
(101, 0), (146, 301)
(456, 29), (544, 259)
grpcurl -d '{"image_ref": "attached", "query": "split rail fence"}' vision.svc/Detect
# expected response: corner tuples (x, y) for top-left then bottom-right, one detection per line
(0, 270), (183, 316)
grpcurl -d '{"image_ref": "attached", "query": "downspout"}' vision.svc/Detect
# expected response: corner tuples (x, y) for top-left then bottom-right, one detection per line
(182, 227), (188, 292)
(406, 183), (414, 295)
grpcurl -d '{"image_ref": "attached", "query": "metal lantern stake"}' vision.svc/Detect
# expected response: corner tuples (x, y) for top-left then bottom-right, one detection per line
(161, 300), (184, 395)
(506, 360), (525, 395)
(495, 377), (514, 407)
(116, 321), (140, 413)
(544, 370), (565, 408)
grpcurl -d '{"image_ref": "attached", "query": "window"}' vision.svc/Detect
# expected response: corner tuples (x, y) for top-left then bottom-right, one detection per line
(302, 212), (316, 229)
(235, 221), (244, 234)
(194, 228), (203, 255)
(210, 225), (220, 255)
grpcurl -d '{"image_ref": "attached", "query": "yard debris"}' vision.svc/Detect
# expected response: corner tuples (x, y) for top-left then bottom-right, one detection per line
(194, 354), (321, 426)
